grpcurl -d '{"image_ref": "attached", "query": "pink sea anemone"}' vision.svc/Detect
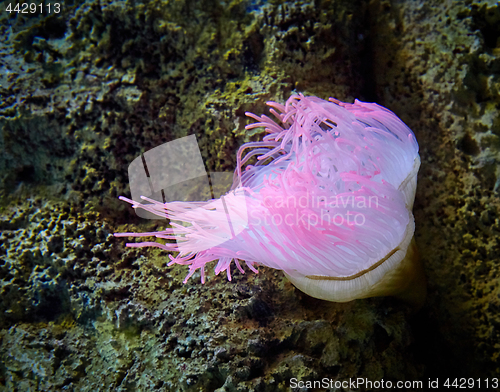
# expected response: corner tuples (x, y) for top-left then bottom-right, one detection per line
(115, 94), (424, 305)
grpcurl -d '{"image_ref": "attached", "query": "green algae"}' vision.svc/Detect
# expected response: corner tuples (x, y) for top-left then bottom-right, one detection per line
(2, 0), (500, 389)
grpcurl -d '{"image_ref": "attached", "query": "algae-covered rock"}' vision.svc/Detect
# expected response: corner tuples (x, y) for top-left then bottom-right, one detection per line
(1, 0), (499, 390)
(368, 0), (500, 378)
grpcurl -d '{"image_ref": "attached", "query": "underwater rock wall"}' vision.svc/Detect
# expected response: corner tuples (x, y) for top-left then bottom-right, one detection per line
(367, 0), (500, 378)
(0, 0), (498, 390)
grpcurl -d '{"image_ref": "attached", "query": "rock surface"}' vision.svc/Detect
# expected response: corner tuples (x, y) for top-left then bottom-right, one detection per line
(1, 0), (499, 390)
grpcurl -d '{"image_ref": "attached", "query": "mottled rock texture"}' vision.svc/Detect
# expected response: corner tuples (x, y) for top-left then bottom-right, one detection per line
(368, 0), (500, 379)
(0, 0), (499, 390)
